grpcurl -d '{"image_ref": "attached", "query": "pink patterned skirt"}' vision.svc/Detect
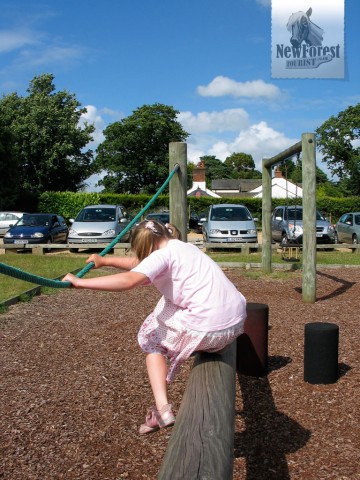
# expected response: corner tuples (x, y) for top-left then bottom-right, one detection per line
(138, 296), (244, 383)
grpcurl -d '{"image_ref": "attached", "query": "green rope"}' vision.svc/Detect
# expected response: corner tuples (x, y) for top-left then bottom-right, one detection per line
(0, 164), (180, 288)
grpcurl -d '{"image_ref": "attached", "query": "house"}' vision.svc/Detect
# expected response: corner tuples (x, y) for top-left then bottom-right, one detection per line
(187, 161), (220, 198)
(211, 167), (302, 199)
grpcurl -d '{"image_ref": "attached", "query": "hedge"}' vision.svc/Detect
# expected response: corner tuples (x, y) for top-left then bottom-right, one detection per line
(39, 191), (360, 225)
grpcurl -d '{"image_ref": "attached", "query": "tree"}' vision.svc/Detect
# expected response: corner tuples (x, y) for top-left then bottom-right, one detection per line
(224, 152), (261, 178)
(199, 155), (231, 189)
(316, 103), (360, 195)
(0, 73), (95, 209)
(94, 104), (189, 194)
(0, 94), (22, 209)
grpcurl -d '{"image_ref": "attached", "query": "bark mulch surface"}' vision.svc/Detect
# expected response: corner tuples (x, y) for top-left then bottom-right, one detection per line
(1, 266), (360, 480)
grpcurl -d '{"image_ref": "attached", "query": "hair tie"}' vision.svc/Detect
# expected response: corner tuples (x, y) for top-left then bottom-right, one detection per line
(145, 221), (158, 233)
(165, 223), (173, 235)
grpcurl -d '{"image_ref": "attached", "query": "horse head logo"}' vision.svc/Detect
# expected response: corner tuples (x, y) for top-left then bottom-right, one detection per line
(286, 7), (324, 47)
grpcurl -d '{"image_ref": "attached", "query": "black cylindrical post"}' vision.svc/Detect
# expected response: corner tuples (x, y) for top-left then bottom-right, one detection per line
(237, 303), (269, 377)
(304, 322), (339, 384)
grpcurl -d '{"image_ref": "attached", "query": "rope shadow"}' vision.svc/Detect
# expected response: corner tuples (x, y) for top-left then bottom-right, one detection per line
(234, 357), (311, 480)
(294, 270), (356, 302)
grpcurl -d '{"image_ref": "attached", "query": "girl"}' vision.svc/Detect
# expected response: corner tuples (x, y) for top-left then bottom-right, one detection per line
(62, 220), (247, 435)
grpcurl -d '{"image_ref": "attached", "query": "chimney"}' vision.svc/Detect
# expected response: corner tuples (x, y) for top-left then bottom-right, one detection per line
(274, 167), (283, 178)
(193, 160), (206, 183)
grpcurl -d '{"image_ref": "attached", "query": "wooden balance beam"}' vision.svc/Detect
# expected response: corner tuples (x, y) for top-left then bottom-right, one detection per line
(158, 341), (237, 480)
(158, 303), (269, 479)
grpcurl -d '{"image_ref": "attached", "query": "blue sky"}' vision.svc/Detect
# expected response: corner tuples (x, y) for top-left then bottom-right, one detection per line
(1, 0), (359, 190)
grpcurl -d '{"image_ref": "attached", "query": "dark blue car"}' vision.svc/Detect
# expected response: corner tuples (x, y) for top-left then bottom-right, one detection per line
(4, 213), (69, 249)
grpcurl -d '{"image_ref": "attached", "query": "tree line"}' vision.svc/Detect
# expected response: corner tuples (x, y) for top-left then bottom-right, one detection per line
(1, 73), (359, 211)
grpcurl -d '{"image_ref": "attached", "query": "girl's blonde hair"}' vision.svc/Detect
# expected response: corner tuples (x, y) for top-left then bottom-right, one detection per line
(131, 220), (173, 261)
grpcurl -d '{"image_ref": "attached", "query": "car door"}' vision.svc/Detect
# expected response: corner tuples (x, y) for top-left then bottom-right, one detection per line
(271, 207), (284, 242)
(338, 214), (352, 243)
(51, 215), (68, 243)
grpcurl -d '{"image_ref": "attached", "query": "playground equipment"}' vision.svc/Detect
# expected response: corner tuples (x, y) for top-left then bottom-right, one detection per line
(262, 133), (317, 303)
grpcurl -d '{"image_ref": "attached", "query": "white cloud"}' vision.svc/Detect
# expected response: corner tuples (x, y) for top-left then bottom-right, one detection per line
(186, 120), (298, 171)
(80, 105), (106, 148)
(178, 108), (249, 133)
(213, 121), (298, 169)
(197, 76), (281, 99)
(0, 30), (40, 53)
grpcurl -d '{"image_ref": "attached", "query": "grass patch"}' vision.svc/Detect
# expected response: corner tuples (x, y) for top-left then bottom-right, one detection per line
(0, 254), (90, 304)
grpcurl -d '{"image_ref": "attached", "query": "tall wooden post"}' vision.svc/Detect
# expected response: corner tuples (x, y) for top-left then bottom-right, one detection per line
(262, 163), (272, 274)
(301, 133), (317, 303)
(169, 142), (188, 242)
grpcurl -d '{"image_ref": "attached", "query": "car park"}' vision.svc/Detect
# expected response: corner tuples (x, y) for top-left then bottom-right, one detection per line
(0, 211), (26, 236)
(3, 213), (69, 249)
(68, 204), (131, 252)
(202, 204), (258, 243)
(335, 212), (360, 244)
(271, 205), (336, 245)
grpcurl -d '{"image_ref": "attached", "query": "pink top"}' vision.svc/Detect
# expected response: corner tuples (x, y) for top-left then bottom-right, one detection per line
(132, 239), (247, 332)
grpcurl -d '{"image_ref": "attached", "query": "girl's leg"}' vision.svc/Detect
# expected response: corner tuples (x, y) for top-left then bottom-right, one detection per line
(146, 353), (168, 411)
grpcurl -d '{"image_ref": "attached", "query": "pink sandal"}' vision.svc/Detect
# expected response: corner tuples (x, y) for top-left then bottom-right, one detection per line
(139, 404), (175, 435)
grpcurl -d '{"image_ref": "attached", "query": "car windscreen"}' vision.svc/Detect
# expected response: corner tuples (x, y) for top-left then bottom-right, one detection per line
(76, 208), (116, 222)
(18, 214), (51, 226)
(210, 207), (251, 221)
(286, 209), (303, 221)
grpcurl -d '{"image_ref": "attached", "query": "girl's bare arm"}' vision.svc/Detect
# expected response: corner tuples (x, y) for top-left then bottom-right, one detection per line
(62, 271), (147, 291)
(86, 254), (139, 270)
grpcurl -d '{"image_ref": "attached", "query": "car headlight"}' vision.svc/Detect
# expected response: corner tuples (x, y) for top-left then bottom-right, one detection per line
(327, 225), (335, 232)
(248, 229), (257, 235)
(69, 228), (78, 236)
(32, 232), (45, 238)
(4, 232), (13, 238)
(102, 229), (115, 236)
(209, 229), (221, 234)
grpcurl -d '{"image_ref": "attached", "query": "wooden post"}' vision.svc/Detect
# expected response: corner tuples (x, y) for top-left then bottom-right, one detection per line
(262, 163), (272, 274)
(158, 342), (236, 480)
(301, 133), (317, 303)
(169, 142), (188, 242)
(237, 303), (269, 377)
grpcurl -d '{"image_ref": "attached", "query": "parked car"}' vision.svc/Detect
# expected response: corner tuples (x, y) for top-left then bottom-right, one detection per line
(202, 204), (258, 243)
(68, 204), (131, 253)
(3, 213), (69, 250)
(335, 212), (360, 244)
(271, 206), (336, 245)
(0, 211), (26, 236)
(145, 212), (170, 225)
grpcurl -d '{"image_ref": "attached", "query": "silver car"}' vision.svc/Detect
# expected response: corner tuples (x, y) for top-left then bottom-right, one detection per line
(0, 211), (25, 236)
(271, 206), (336, 245)
(202, 204), (258, 243)
(335, 212), (360, 244)
(68, 204), (131, 252)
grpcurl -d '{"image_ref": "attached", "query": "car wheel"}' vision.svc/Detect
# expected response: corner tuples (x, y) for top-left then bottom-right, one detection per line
(352, 234), (358, 244)
(45, 238), (52, 253)
(69, 248), (79, 253)
(334, 232), (339, 244)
